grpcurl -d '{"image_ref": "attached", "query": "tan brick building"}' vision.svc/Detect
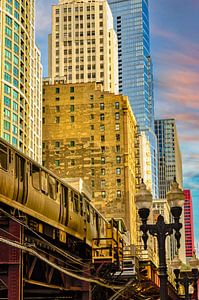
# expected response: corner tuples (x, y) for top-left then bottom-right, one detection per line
(42, 80), (139, 244)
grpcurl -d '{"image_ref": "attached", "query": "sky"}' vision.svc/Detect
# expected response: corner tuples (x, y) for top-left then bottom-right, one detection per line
(35, 0), (199, 246)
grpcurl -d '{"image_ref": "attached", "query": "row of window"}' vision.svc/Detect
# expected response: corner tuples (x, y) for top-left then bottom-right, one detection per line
(43, 142), (121, 154)
(56, 5), (103, 14)
(91, 178), (121, 188)
(3, 132), (18, 146)
(52, 157), (122, 175)
(55, 13), (103, 23)
(101, 190), (121, 198)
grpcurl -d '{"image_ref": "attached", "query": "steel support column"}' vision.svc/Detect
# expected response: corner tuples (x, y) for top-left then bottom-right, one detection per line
(0, 216), (22, 300)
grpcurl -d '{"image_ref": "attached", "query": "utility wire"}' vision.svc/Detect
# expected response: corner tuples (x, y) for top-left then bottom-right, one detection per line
(0, 236), (123, 290)
(0, 208), (88, 267)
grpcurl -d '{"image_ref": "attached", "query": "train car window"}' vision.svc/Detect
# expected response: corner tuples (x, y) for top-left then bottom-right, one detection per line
(0, 143), (8, 170)
(49, 176), (57, 200)
(86, 204), (90, 223)
(15, 155), (25, 181)
(62, 186), (68, 207)
(41, 171), (48, 194)
(32, 164), (40, 190)
(71, 191), (79, 213)
(80, 195), (83, 216)
(9, 149), (12, 164)
(20, 156), (25, 182)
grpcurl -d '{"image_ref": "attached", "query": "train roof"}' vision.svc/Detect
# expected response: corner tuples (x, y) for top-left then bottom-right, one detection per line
(0, 138), (108, 222)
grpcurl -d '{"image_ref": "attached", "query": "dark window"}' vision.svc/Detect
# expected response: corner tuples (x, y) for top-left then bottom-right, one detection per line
(71, 191), (79, 213)
(32, 164), (40, 190)
(49, 176), (57, 200)
(70, 86), (74, 93)
(56, 87), (60, 94)
(0, 143), (8, 170)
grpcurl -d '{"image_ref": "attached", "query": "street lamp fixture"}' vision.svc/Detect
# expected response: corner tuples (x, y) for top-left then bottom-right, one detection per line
(171, 253), (199, 300)
(135, 179), (184, 300)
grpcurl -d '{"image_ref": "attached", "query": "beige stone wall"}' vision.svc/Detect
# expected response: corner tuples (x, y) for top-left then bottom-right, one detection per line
(42, 81), (138, 244)
(49, 0), (118, 93)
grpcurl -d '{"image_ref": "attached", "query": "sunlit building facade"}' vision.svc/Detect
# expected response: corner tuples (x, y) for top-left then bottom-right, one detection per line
(0, 0), (42, 163)
(48, 0), (118, 94)
(108, 0), (158, 198)
(42, 80), (139, 245)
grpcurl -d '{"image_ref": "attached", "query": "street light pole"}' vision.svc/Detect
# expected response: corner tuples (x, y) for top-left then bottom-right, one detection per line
(172, 253), (199, 300)
(136, 179), (184, 300)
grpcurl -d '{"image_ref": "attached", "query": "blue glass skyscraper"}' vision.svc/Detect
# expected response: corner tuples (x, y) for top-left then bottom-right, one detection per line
(108, 0), (158, 197)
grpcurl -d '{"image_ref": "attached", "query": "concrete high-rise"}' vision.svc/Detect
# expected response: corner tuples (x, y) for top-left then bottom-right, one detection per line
(155, 118), (185, 263)
(107, 0), (158, 197)
(0, 0), (43, 163)
(184, 189), (195, 260)
(48, 0), (118, 94)
(42, 80), (139, 245)
(155, 119), (183, 198)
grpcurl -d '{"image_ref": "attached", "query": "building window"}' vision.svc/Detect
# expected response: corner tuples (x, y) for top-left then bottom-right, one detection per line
(71, 159), (75, 166)
(116, 145), (120, 152)
(100, 125), (105, 131)
(4, 120), (10, 131)
(116, 156), (121, 163)
(101, 135), (105, 142)
(100, 114), (104, 121)
(70, 105), (74, 112)
(4, 96), (11, 107)
(55, 87), (60, 94)
(101, 168), (105, 175)
(56, 106), (60, 112)
(91, 158), (94, 165)
(115, 124), (120, 131)
(117, 179), (121, 187)
(116, 190), (121, 198)
(55, 141), (60, 148)
(70, 86), (74, 93)
(115, 102), (120, 109)
(101, 191), (106, 198)
(55, 160), (60, 167)
(100, 103), (104, 110)
(115, 113), (120, 120)
(70, 141), (75, 147)
(91, 169), (95, 176)
(90, 114), (94, 120)
(90, 125), (94, 130)
(101, 157), (105, 164)
(55, 117), (60, 123)
(70, 116), (75, 123)
(42, 118), (45, 124)
(116, 134), (120, 141)
(101, 146), (105, 153)
(116, 168), (121, 175)
(91, 136), (94, 141)
(101, 180), (105, 188)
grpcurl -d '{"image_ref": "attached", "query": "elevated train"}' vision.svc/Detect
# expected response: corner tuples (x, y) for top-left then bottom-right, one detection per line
(0, 138), (123, 263)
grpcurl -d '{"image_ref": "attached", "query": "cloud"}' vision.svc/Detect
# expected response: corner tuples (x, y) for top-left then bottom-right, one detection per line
(35, 0), (55, 38)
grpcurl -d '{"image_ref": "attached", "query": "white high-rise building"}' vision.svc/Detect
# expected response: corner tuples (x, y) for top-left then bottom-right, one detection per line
(0, 0), (42, 163)
(48, 0), (118, 94)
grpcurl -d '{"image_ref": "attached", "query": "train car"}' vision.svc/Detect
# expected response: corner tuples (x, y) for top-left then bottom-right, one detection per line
(0, 138), (122, 263)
